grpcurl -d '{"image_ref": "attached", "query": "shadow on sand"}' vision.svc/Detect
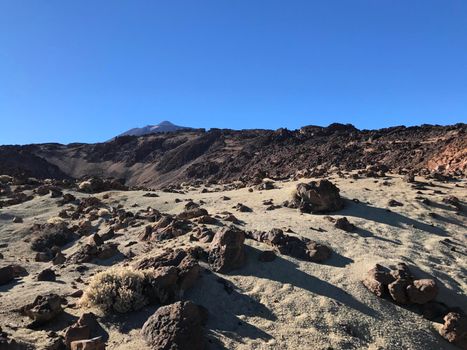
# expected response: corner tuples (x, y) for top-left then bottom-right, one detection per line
(237, 246), (379, 319)
(339, 200), (448, 237)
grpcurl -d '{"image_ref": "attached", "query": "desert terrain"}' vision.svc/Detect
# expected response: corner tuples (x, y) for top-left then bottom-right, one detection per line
(0, 170), (466, 349)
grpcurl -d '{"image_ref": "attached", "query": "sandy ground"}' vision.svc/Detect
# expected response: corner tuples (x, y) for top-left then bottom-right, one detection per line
(0, 173), (466, 349)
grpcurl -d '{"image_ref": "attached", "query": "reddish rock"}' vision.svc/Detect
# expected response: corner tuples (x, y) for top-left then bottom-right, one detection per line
(208, 227), (246, 273)
(388, 278), (410, 304)
(70, 337), (105, 350)
(362, 264), (395, 297)
(439, 312), (467, 349)
(407, 279), (438, 304)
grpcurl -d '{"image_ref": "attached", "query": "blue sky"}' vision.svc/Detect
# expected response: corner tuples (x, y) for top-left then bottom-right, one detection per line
(1, 1), (466, 144)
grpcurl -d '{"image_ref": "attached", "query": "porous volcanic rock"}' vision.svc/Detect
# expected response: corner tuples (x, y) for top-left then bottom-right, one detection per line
(141, 301), (208, 350)
(208, 227), (246, 273)
(290, 180), (344, 213)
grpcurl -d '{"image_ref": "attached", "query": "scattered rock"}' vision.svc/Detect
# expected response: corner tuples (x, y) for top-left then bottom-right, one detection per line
(37, 268), (56, 282)
(70, 337), (105, 350)
(234, 203), (252, 212)
(362, 264), (395, 297)
(335, 217), (356, 232)
(388, 199), (403, 207)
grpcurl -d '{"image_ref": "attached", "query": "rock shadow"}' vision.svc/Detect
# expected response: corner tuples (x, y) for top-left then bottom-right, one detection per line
(341, 200), (447, 236)
(236, 246), (379, 319)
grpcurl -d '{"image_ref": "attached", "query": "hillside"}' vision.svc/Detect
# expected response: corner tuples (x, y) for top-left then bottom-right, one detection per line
(0, 123), (465, 188)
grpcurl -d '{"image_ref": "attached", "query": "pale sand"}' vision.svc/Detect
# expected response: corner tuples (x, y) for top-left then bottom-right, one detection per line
(0, 173), (465, 349)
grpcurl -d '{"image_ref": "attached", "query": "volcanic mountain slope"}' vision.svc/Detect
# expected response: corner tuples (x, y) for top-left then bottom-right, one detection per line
(0, 123), (465, 188)
(116, 120), (193, 137)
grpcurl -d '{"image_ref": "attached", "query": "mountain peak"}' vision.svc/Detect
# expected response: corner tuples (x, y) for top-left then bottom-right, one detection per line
(158, 120), (175, 126)
(117, 120), (192, 138)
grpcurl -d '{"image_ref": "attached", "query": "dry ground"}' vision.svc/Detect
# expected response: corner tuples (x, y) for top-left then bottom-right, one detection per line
(0, 173), (466, 349)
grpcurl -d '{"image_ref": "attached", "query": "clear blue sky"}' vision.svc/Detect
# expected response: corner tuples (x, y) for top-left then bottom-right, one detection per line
(1, 1), (466, 144)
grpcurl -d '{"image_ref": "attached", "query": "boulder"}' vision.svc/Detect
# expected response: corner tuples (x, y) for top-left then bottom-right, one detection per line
(177, 207), (208, 220)
(362, 264), (395, 297)
(0, 265), (15, 285)
(208, 227), (246, 273)
(439, 312), (467, 349)
(65, 312), (100, 348)
(407, 279), (438, 304)
(292, 180), (344, 213)
(37, 268), (56, 282)
(30, 223), (75, 252)
(21, 294), (63, 326)
(141, 301), (207, 350)
(0, 264), (27, 285)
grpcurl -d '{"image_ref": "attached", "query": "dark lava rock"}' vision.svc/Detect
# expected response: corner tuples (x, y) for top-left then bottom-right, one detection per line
(208, 227), (246, 273)
(335, 217), (356, 232)
(37, 268), (56, 282)
(142, 301), (208, 350)
(439, 312), (467, 349)
(21, 294), (64, 327)
(291, 180), (344, 213)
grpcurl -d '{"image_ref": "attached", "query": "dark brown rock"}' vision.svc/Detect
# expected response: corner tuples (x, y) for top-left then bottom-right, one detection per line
(292, 180), (344, 213)
(37, 268), (56, 282)
(439, 312), (467, 349)
(407, 279), (438, 304)
(208, 227), (246, 273)
(21, 293), (63, 326)
(362, 264), (395, 297)
(335, 217), (356, 232)
(388, 278), (410, 304)
(141, 301), (207, 350)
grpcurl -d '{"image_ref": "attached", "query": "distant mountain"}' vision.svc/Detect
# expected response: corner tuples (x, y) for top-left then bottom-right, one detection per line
(117, 121), (192, 137)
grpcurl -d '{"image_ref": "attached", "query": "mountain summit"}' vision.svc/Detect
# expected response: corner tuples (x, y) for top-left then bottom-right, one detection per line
(117, 121), (192, 137)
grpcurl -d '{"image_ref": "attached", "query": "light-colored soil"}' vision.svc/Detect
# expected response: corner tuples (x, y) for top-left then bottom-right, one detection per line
(0, 173), (466, 349)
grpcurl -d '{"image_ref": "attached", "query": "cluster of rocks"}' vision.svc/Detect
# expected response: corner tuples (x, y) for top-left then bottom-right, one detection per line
(363, 263), (467, 349)
(247, 228), (332, 263)
(363, 263), (438, 305)
(134, 249), (201, 299)
(286, 180), (344, 213)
